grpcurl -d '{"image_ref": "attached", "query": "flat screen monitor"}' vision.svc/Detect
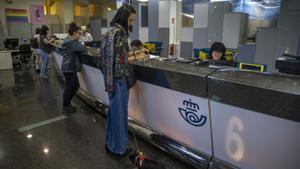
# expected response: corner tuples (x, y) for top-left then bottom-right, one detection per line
(4, 38), (19, 50)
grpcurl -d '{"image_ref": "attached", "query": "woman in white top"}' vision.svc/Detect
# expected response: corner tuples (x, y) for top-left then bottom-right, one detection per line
(81, 26), (93, 42)
(31, 28), (41, 71)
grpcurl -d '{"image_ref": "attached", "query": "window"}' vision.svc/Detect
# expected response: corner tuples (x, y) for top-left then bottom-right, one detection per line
(182, 0), (194, 27)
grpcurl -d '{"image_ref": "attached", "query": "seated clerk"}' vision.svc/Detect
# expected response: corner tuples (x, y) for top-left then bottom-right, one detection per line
(208, 42), (235, 66)
(61, 22), (88, 113)
(129, 40), (149, 61)
(130, 40), (143, 50)
(81, 26), (93, 42)
(209, 42), (226, 61)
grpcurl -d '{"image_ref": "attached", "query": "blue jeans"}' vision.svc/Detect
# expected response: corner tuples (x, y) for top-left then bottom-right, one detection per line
(106, 79), (129, 155)
(39, 50), (49, 78)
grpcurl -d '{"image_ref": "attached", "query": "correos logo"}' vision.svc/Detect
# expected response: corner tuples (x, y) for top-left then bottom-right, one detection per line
(178, 99), (207, 127)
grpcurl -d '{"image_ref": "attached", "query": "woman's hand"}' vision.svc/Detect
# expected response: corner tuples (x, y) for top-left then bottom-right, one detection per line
(141, 47), (150, 54)
(128, 49), (149, 63)
(135, 51), (147, 60)
(49, 38), (56, 43)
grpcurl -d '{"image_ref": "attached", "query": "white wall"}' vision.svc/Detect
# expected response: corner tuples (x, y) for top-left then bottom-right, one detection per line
(157, 0), (181, 48)
(169, 0), (177, 44)
(181, 27), (194, 42)
(176, 1), (182, 44)
(158, 1), (170, 28)
(222, 13), (248, 49)
(139, 27), (148, 42)
(194, 3), (209, 28)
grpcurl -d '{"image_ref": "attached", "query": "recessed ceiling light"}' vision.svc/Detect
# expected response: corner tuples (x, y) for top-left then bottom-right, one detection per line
(43, 148), (49, 154)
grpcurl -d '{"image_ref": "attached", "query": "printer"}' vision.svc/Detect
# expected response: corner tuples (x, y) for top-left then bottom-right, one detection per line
(275, 54), (300, 75)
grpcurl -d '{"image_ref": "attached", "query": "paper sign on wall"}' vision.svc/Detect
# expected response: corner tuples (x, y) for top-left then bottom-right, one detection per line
(30, 5), (45, 23)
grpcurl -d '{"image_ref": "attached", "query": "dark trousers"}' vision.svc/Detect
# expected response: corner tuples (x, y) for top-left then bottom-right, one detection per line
(63, 73), (80, 107)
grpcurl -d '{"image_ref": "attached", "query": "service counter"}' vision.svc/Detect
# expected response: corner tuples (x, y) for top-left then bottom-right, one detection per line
(53, 47), (300, 169)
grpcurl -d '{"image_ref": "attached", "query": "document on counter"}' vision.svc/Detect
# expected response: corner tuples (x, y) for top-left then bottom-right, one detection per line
(149, 55), (159, 59)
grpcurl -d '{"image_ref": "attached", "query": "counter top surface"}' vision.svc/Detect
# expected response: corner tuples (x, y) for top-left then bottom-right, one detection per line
(59, 47), (300, 96)
(134, 59), (216, 77)
(85, 47), (215, 76)
(54, 48), (300, 122)
(208, 70), (300, 122)
(209, 70), (300, 95)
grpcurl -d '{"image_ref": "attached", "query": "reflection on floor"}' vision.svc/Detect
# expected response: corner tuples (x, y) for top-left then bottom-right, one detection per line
(0, 66), (193, 169)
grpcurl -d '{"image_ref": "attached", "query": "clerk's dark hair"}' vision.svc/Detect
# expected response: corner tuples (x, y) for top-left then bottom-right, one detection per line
(110, 4), (136, 35)
(209, 42), (226, 60)
(68, 22), (80, 36)
(40, 25), (49, 36)
(131, 40), (142, 48)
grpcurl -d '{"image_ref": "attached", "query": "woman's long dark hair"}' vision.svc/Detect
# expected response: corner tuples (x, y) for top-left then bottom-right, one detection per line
(110, 4), (136, 35)
(40, 25), (49, 36)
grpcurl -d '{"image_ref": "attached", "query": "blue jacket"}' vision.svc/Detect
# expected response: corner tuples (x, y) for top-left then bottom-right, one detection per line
(61, 37), (87, 73)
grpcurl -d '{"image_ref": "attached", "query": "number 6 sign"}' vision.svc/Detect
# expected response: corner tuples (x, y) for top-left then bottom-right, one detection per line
(225, 116), (245, 161)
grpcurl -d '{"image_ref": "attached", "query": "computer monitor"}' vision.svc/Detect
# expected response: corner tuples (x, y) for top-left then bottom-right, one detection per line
(4, 38), (19, 50)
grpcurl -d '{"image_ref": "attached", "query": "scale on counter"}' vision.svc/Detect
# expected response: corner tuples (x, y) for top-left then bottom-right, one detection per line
(275, 54), (300, 75)
(238, 62), (267, 72)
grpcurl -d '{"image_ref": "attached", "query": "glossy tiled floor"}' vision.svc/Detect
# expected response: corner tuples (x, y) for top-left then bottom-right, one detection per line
(0, 63), (192, 169)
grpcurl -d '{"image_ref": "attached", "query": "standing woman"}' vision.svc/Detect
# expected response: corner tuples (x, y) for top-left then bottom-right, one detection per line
(39, 25), (55, 79)
(101, 4), (147, 157)
(61, 22), (87, 113)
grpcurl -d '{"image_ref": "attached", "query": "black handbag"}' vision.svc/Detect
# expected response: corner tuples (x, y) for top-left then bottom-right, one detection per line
(126, 72), (136, 89)
(126, 64), (136, 89)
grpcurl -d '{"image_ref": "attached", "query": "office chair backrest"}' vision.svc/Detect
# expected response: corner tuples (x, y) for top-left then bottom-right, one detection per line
(19, 44), (31, 52)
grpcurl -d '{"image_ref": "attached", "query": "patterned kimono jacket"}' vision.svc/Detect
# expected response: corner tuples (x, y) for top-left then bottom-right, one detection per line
(100, 23), (134, 92)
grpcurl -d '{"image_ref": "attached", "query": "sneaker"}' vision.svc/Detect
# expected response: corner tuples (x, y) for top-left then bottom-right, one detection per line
(62, 105), (77, 113)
